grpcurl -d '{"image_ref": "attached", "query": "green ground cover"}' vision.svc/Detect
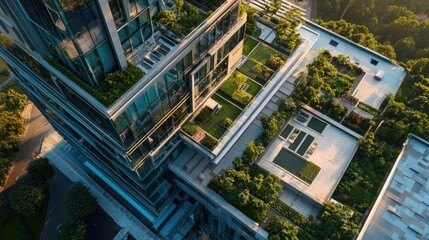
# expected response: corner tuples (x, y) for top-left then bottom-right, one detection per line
(199, 94), (242, 139)
(244, 79), (262, 96)
(239, 58), (260, 79)
(243, 37), (259, 56)
(307, 117), (327, 134)
(0, 59), (10, 85)
(280, 125), (294, 139)
(0, 189), (49, 239)
(297, 135), (315, 156)
(219, 71), (262, 107)
(273, 148), (320, 184)
(249, 44), (278, 66)
(288, 132), (306, 151)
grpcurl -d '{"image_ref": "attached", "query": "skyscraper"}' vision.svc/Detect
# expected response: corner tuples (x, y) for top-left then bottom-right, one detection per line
(0, 0), (267, 239)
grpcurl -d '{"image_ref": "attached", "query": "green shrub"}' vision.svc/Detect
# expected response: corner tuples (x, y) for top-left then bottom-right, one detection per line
(252, 63), (263, 74)
(222, 118), (233, 128)
(201, 135), (218, 150)
(242, 141), (265, 165)
(219, 72), (247, 97)
(195, 107), (213, 125)
(271, 199), (314, 235)
(232, 90), (252, 105)
(182, 122), (199, 136)
(299, 162), (321, 183)
(267, 54), (285, 70)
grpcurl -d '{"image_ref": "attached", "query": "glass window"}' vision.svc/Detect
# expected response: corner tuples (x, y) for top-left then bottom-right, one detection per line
(136, 0), (148, 12)
(147, 84), (159, 104)
(109, 0), (125, 27)
(98, 41), (117, 73)
(135, 93), (149, 115)
(114, 112), (130, 133)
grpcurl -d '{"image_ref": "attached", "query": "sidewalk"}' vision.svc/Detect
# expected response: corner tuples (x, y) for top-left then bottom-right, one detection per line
(40, 129), (159, 240)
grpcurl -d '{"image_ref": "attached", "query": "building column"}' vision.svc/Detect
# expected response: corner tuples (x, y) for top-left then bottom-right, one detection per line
(97, 0), (128, 70)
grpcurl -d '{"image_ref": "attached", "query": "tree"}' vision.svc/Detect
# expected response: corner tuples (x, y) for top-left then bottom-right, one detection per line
(264, 0), (282, 17)
(56, 219), (86, 240)
(65, 182), (98, 219)
(0, 158), (11, 186)
(10, 186), (45, 216)
(26, 157), (55, 185)
(318, 202), (359, 240)
(0, 89), (27, 112)
(242, 141), (265, 165)
(267, 215), (299, 240)
(0, 193), (8, 225)
(244, 6), (258, 34)
(284, 7), (305, 26)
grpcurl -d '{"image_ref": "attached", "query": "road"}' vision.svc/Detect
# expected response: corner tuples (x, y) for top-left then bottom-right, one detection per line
(2, 104), (52, 190)
(40, 167), (72, 240)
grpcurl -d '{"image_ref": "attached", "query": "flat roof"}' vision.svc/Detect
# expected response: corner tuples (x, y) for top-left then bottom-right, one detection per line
(258, 107), (359, 206)
(359, 135), (429, 240)
(302, 23), (406, 109)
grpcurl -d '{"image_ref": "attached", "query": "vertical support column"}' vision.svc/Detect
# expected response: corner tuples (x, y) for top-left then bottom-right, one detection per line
(121, 0), (132, 22)
(190, 73), (196, 112)
(97, 0), (128, 70)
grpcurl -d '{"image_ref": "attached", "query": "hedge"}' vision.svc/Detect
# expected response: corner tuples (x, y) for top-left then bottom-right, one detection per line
(232, 90), (252, 106)
(195, 107), (213, 125)
(201, 135), (218, 150)
(182, 122), (199, 136)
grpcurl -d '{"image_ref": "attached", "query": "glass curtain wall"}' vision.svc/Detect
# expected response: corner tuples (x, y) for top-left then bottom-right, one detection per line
(20, 0), (119, 87)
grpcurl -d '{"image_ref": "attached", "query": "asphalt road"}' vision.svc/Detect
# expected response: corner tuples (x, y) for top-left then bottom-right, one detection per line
(2, 105), (51, 190)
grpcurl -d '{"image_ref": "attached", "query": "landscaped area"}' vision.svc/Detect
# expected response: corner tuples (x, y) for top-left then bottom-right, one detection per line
(218, 71), (262, 107)
(273, 148), (320, 184)
(243, 36), (259, 56)
(239, 40), (287, 84)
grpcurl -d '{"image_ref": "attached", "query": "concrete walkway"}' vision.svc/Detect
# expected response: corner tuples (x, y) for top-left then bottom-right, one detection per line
(40, 130), (159, 240)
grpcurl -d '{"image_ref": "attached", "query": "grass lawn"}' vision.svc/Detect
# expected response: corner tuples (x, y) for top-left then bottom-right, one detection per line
(199, 94), (242, 139)
(0, 213), (25, 239)
(273, 148), (320, 184)
(307, 117), (327, 134)
(0, 188), (49, 239)
(249, 44), (277, 65)
(245, 79), (262, 96)
(239, 58), (259, 80)
(243, 37), (259, 56)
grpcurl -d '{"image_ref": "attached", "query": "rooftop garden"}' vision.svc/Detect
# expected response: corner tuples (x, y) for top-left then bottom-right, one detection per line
(49, 60), (145, 107)
(183, 71), (263, 149)
(239, 40), (287, 85)
(207, 96), (360, 239)
(293, 50), (374, 133)
(218, 71), (262, 108)
(155, 0), (206, 39)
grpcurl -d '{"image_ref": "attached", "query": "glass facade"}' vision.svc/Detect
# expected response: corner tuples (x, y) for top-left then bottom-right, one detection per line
(112, 1), (243, 169)
(20, 0), (119, 87)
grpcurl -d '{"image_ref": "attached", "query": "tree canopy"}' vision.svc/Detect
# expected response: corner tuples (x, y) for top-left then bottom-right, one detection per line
(10, 186), (45, 216)
(64, 182), (98, 219)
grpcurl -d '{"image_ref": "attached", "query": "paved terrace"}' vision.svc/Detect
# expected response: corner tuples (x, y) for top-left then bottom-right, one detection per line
(359, 135), (429, 240)
(258, 107), (359, 206)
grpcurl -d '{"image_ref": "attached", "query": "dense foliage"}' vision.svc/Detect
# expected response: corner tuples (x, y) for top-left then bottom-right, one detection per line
(267, 215), (298, 240)
(26, 158), (55, 186)
(10, 186), (45, 216)
(56, 219), (86, 240)
(65, 182), (98, 219)
(0, 89), (27, 186)
(155, 0), (205, 38)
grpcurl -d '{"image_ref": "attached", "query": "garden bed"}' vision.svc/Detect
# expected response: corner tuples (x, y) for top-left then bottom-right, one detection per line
(198, 94), (242, 139)
(243, 37), (259, 56)
(218, 71), (262, 107)
(273, 148), (320, 184)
